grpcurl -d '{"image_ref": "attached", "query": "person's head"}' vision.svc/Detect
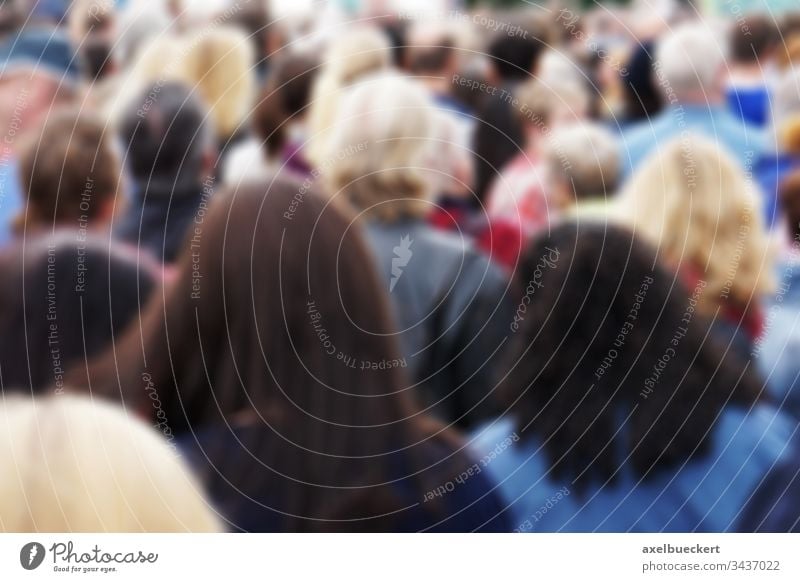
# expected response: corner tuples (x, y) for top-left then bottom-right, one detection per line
(84, 174), (463, 530)
(486, 19), (545, 82)
(515, 77), (590, 142)
(119, 82), (214, 194)
(114, 4), (171, 68)
(779, 169), (800, 242)
(182, 27), (255, 141)
(306, 26), (392, 167)
(500, 223), (762, 488)
(17, 107), (119, 233)
(0, 394), (221, 532)
(730, 14), (779, 66)
(325, 72), (437, 222)
(0, 233), (155, 394)
(618, 135), (773, 310)
(408, 21), (458, 79)
(252, 51), (318, 160)
(655, 23), (727, 104)
(546, 122), (620, 207)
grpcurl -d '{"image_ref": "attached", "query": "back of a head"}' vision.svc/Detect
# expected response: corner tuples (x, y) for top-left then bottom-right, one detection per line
(0, 394), (221, 532)
(182, 26), (255, 140)
(486, 14), (546, 81)
(619, 134), (771, 307)
(547, 122), (621, 203)
(120, 82), (211, 191)
(306, 26), (392, 166)
(0, 234), (155, 393)
(324, 26), (392, 85)
(252, 52), (319, 157)
(102, 174), (442, 529)
(502, 223), (761, 486)
(407, 22), (456, 76)
(18, 107), (119, 231)
(125, 173), (411, 433)
(656, 23), (726, 102)
(325, 72), (437, 221)
(730, 14), (778, 64)
(516, 76), (590, 129)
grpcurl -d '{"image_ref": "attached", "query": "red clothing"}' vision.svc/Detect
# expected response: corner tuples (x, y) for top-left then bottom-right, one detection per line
(428, 198), (523, 271)
(486, 152), (555, 240)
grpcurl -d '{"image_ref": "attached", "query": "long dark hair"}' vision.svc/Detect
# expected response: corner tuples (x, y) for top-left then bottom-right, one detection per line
(502, 223), (762, 489)
(79, 175), (467, 530)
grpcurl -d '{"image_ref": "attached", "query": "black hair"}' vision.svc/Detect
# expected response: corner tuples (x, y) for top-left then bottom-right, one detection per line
(622, 41), (662, 123)
(119, 81), (211, 192)
(487, 29), (544, 81)
(501, 223), (762, 489)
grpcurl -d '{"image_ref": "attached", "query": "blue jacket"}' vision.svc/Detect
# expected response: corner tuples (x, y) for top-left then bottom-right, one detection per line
(470, 405), (800, 532)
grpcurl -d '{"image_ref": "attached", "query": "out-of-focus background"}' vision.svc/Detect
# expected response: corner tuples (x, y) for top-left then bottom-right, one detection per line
(2, 0), (800, 534)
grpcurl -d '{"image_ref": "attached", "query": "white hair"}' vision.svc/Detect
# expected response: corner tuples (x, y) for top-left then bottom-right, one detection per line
(655, 24), (727, 101)
(0, 395), (222, 532)
(547, 122), (621, 200)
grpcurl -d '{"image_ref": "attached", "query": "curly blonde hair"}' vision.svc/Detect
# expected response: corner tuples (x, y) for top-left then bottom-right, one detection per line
(324, 72), (437, 222)
(617, 135), (773, 312)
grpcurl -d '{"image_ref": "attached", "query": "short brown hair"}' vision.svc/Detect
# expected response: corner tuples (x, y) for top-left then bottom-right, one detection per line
(18, 107), (119, 230)
(730, 15), (779, 63)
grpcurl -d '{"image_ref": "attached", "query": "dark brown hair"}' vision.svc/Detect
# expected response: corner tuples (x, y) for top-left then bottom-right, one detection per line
(252, 53), (318, 159)
(78, 174), (467, 530)
(730, 14), (779, 63)
(18, 107), (118, 231)
(501, 223), (762, 489)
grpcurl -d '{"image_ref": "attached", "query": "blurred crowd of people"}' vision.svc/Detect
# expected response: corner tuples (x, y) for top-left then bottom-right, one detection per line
(1, 0), (800, 532)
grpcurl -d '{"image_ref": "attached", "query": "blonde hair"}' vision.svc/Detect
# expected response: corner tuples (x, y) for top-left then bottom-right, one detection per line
(306, 27), (392, 168)
(618, 135), (773, 311)
(0, 395), (221, 532)
(182, 27), (255, 140)
(324, 72), (437, 222)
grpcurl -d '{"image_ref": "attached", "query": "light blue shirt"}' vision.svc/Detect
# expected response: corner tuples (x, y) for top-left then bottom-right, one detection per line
(621, 105), (766, 177)
(0, 157), (22, 245)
